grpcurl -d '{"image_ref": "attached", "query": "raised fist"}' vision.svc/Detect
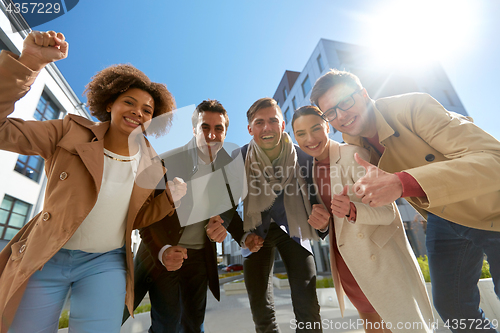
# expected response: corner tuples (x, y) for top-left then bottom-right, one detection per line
(18, 31), (68, 71)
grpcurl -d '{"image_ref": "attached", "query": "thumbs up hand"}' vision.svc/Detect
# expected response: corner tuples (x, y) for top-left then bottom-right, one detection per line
(352, 153), (402, 207)
(331, 185), (351, 218)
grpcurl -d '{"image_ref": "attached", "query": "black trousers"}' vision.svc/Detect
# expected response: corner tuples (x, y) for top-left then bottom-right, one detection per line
(243, 223), (322, 333)
(124, 245), (208, 333)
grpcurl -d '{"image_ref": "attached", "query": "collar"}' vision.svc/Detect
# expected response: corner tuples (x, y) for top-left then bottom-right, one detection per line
(67, 114), (110, 142)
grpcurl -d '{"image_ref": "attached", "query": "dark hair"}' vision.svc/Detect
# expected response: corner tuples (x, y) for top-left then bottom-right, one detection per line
(84, 64), (176, 137)
(191, 99), (229, 130)
(246, 97), (282, 123)
(310, 69), (362, 107)
(291, 105), (325, 130)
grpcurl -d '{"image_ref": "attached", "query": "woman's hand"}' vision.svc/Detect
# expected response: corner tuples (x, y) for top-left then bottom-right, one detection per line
(18, 31), (68, 71)
(331, 185), (351, 218)
(308, 204), (330, 230)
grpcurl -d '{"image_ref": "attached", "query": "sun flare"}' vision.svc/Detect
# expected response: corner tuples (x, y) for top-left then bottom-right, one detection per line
(365, 0), (478, 70)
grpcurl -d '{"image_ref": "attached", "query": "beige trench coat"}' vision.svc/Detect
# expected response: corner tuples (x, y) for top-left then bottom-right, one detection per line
(343, 93), (500, 231)
(0, 50), (175, 331)
(314, 140), (434, 332)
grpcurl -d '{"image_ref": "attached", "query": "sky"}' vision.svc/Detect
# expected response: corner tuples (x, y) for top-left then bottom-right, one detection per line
(29, 0), (500, 152)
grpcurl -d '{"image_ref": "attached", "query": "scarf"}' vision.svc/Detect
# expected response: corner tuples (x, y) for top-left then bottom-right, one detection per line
(243, 132), (318, 240)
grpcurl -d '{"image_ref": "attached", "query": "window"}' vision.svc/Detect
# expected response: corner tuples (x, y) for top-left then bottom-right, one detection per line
(0, 195), (32, 241)
(301, 76), (312, 97)
(284, 107), (290, 124)
(34, 92), (60, 121)
(283, 87), (288, 101)
(317, 54), (324, 72)
(14, 155), (44, 182)
(292, 97), (297, 111)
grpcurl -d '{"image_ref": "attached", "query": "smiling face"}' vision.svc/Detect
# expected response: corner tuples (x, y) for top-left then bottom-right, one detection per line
(293, 114), (330, 161)
(317, 84), (376, 138)
(106, 88), (155, 138)
(247, 106), (285, 161)
(193, 111), (227, 163)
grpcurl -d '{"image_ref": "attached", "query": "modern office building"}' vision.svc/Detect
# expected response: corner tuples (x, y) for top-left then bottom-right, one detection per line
(0, 3), (89, 250)
(224, 38), (468, 272)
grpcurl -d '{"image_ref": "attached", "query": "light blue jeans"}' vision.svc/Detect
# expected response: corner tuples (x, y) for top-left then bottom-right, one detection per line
(9, 246), (126, 333)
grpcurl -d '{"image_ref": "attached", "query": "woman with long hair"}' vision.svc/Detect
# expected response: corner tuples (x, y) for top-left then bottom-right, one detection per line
(292, 105), (434, 333)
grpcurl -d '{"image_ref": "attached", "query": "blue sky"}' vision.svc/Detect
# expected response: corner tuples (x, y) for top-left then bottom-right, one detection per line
(35, 0), (500, 152)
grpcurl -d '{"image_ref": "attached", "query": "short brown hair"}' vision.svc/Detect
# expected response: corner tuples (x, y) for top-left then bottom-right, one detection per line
(310, 69), (362, 107)
(246, 97), (282, 123)
(191, 99), (229, 130)
(85, 64), (176, 137)
(291, 105), (324, 131)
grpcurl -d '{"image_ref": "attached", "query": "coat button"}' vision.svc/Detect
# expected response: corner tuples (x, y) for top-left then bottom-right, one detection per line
(393, 131), (400, 137)
(19, 244), (26, 253)
(425, 154), (435, 162)
(59, 172), (68, 180)
(42, 212), (51, 221)
(370, 255), (376, 261)
(357, 233), (364, 239)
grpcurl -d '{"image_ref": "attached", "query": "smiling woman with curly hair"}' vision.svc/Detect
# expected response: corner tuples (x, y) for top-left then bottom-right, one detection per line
(85, 63), (175, 137)
(0, 31), (186, 333)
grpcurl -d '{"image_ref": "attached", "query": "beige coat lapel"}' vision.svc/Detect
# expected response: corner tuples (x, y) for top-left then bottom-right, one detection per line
(329, 140), (345, 238)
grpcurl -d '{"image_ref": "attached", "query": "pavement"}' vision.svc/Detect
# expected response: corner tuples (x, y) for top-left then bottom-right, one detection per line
(120, 285), (452, 333)
(121, 287), (366, 333)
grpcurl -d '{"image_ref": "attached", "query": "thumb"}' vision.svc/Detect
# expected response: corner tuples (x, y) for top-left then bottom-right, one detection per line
(341, 184), (349, 196)
(57, 40), (69, 58)
(180, 247), (188, 259)
(173, 177), (184, 185)
(354, 153), (372, 170)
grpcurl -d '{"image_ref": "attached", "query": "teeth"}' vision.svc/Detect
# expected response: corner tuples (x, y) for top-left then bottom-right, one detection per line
(344, 118), (355, 126)
(262, 135), (273, 139)
(125, 117), (140, 125)
(308, 143), (319, 149)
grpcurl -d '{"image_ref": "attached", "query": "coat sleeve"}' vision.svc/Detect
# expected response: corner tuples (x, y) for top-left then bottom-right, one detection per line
(139, 209), (178, 259)
(401, 94), (500, 208)
(344, 145), (396, 225)
(0, 50), (65, 160)
(134, 183), (176, 231)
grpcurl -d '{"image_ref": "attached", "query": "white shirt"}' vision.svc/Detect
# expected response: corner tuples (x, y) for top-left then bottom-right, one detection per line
(63, 148), (140, 253)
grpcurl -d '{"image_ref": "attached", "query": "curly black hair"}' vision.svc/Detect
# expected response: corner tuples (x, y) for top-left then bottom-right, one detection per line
(84, 64), (175, 137)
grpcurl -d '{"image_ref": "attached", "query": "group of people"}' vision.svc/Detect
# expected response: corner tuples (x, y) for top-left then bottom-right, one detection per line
(0, 30), (498, 333)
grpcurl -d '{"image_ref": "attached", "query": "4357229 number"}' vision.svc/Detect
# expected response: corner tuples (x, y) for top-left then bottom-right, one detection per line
(6, 2), (61, 14)
(444, 318), (499, 331)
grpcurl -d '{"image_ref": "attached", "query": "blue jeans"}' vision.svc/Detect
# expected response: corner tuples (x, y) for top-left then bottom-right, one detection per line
(9, 246), (126, 333)
(426, 213), (500, 333)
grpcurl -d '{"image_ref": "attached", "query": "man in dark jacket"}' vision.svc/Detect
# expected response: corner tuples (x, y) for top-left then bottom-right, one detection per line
(125, 100), (244, 333)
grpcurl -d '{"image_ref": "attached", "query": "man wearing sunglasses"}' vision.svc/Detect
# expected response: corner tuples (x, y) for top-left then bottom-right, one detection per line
(310, 69), (500, 333)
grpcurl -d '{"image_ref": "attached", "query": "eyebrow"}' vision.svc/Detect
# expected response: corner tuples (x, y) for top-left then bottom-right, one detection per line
(201, 123), (225, 128)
